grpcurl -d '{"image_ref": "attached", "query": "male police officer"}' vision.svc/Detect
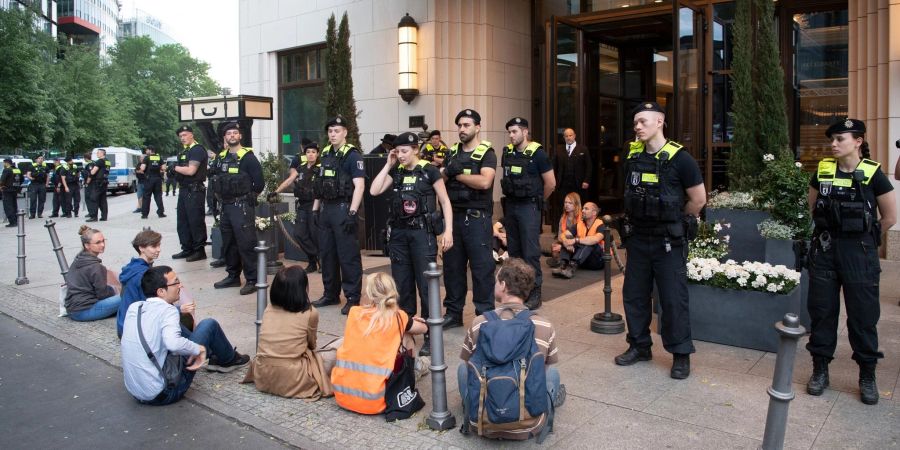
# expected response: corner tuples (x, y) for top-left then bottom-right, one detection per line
(85, 149), (111, 222)
(614, 102), (706, 380)
(49, 157), (73, 218)
(500, 117), (556, 310)
(311, 115), (365, 315)
(172, 125), (209, 262)
(26, 155), (50, 219)
(274, 141), (321, 273)
(81, 152), (94, 218)
(440, 109), (497, 328)
(139, 145), (166, 219)
(1, 159), (23, 227)
(211, 122), (264, 295)
(423, 130), (448, 167)
(60, 156), (79, 218)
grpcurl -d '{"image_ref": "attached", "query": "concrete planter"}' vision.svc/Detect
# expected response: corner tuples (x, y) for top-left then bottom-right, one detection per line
(280, 220), (308, 262)
(256, 227), (280, 262)
(764, 238), (795, 267)
(706, 208), (770, 263)
(257, 202), (289, 252)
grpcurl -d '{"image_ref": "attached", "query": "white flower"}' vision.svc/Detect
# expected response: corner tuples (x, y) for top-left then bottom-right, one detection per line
(766, 283), (778, 293)
(714, 223), (722, 232)
(795, 162), (803, 168)
(763, 153), (775, 162)
(723, 235), (730, 243)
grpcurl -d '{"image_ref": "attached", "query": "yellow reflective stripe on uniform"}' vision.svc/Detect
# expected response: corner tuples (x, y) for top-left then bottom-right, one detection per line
(300, 155), (307, 164)
(12, 169), (21, 174)
(641, 173), (659, 183)
(832, 178), (852, 187)
(228, 168), (239, 174)
(334, 359), (393, 377)
(218, 147), (253, 160)
(417, 160), (429, 168)
(628, 141), (683, 160)
(463, 169), (472, 175)
(511, 166), (522, 174)
(324, 169), (335, 176)
(451, 142), (490, 160)
(403, 176), (417, 184)
(858, 159), (880, 185)
(817, 158), (837, 181)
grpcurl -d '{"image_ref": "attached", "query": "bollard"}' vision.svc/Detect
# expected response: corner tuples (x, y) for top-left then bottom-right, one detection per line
(254, 240), (269, 348)
(590, 221), (624, 334)
(44, 220), (69, 276)
(424, 261), (455, 430)
(15, 210), (28, 285)
(266, 206), (283, 275)
(761, 313), (806, 450)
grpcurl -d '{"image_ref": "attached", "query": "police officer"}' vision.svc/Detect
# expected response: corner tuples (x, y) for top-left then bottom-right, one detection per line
(1, 158), (24, 227)
(49, 158), (63, 218)
(805, 118), (896, 405)
(370, 132), (454, 350)
(60, 156), (79, 218)
(138, 145), (166, 219)
(211, 122), (265, 295)
(423, 130), (448, 167)
(26, 155), (50, 219)
(80, 152), (94, 218)
(172, 125), (209, 262)
(440, 109), (497, 328)
(614, 102), (706, 380)
(311, 115), (365, 315)
(165, 162), (177, 196)
(206, 149), (219, 216)
(273, 141), (321, 273)
(500, 117), (556, 310)
(49, 158), (72, 218)
(85, 149), (111, 222)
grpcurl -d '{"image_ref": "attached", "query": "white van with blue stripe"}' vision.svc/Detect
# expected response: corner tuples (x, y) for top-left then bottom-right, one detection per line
(91, 147), (143, 194)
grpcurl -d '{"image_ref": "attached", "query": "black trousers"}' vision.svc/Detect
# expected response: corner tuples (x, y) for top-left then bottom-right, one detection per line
(86, 183), (107, 219)
(70, 185), (81, 216)
(28, 184), (47, 216)
(319, 201), (362, 303)
(220, 201), (258, 283)
(442, 210), (495, 317)
(504, 199), (543, 289)
(293, 202), (318, 258)
(165, 178), (177, 194)
(141, 177), (165, 217)
(2, 191), (18, 223)
(206, 184), (218, 213)
(622, 234), (694, 354)
(806, 233), (883, 364)
(389, 226), (437, 318)
(560, 243), (604, 270)
(176, 186), (207, 252)
(51, 188), (72, 216)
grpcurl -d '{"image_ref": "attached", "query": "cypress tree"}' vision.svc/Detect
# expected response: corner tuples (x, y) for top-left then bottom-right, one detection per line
(324, 12), (360, 147)
(727, 0), (760, 191)
(754, 0), (790, 159)
(324, 14), (338, 119)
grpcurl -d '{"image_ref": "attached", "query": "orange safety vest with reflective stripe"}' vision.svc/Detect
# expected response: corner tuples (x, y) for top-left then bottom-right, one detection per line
(576, 217), (603, 240)
(331, 307), (409, 414)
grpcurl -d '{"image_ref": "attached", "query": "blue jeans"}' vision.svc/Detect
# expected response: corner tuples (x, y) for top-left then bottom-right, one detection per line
(68, 295), (121, 322)
(139, 319), (236, 406)
(457, 362), (560, 411)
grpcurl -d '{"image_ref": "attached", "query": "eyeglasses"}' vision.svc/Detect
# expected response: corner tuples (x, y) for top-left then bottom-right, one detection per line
(90, 239), (106, 245)
(166, 279), (182, 287)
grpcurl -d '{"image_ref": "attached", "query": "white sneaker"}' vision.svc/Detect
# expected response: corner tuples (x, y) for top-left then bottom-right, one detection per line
(415, 356), (431, 379)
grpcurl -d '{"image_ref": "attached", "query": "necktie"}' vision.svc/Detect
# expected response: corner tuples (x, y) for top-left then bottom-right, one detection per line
(567, 144), (572, 156)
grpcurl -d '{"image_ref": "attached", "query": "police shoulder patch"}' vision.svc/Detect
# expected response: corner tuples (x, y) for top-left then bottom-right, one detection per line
(357, 160), (364, 170)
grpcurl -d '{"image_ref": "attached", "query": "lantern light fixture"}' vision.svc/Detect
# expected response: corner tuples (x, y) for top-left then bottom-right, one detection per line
(398, 13), (419, 103)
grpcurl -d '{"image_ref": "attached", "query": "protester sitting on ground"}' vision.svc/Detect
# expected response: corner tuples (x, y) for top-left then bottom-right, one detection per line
(120, 266), (250, 405)
(242, 266), (333, 400)
(492, 219), (509, 263)
(547, 192), (583, 268)
(64, 225), (122, 321)
(552, 202), (605, 279)
(458, 257), (565, 441)
(331, 272), (427, 415)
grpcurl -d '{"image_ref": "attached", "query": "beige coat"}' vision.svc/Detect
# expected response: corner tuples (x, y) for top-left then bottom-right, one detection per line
(242, 305), (333, 400)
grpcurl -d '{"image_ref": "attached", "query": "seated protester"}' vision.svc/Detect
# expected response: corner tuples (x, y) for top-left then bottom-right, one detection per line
(553, 202), (605, 279)
(492, 219), (509, 263)
(120, 266), (250, 406)
(242, 266), (333, 400)
(548, 192), (583, 268)
(458, 258), (565, 441)
(65, 225), (122, 321)
(331, 272), (428, 415)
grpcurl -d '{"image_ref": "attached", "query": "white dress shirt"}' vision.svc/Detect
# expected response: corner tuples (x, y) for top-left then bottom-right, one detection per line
(567, 141), (576, 156)
(120, 297), (201, 401)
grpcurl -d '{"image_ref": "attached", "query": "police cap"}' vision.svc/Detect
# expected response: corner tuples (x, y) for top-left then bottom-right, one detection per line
(381, 133), (397, 144)
(325, 115), (348, 130)
(455, 109), (481, 125)
(393, 132), (420, 148)
(221, 121), (241, 133)
(825, 118), (866, 138)
(3, 158), (12, 165)
(176, 125), (193, 135)
(505, 117), (529, 130)
(630, 102), (665, 117)
(428, 129), (441, 138)
(303, 141), (319, 152)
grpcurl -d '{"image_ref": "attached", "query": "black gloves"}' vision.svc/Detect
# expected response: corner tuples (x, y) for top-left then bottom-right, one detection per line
(312, 210), (320, 229)
(342, 212), (358, 234)
(443, 159), (462, 179)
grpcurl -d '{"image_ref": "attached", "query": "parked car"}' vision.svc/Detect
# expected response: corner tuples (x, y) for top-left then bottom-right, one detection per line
(91, 147), (142, 194)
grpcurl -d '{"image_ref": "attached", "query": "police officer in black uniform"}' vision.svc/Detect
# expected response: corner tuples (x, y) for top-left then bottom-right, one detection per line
(614, 102), (706, 380)
(311, 115), (365, 315)
(26, 155), (50, 219)
(85, 149), (111, 222)
(500, 117), (556, 310)
(172, 125), (209, 262)
(805, 118), (896, 405)
(1, 158), (24, 227)
(273, 141), (321, 273)
(49, 158), (63, 217)
(440, 109), (497, 328)
(138, 145), (166, 219)
(59, 156), (78, 218)
(80, 152), (94, 218)
(211, 122), (265, 295)
(423, 130), (448, 167)
(371, 132), (454, 350)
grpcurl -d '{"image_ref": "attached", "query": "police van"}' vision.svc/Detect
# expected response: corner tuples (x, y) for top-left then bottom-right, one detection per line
(91, 147), (143, 194)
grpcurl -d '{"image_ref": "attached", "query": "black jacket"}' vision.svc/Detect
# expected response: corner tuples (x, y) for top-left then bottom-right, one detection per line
(553, 143), (592, 188)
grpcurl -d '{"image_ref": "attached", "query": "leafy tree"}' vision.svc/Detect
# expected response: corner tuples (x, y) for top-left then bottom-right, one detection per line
(755, 0), (790, 160)
(324, 12), (360, 147)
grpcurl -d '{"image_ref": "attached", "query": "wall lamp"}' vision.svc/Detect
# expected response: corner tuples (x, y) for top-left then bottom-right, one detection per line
(398, 13), (419, 103)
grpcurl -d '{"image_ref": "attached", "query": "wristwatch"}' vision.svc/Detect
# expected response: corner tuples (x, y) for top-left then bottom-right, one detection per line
(348, 210), (357, 216)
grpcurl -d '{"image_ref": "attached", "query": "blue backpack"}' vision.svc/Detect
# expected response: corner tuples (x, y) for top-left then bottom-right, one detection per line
(464, 309), (551, 441)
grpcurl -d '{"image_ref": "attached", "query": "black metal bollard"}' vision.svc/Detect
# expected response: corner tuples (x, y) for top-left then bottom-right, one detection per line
(590, 220), (624, 334)
(266, 206), (283, 275)
(254, 240), (269, 348)
(15, 210), (28, 285)
(761, 313), (806, 450)
(44, 220), (69, 277)
(424, 261), (455, 430)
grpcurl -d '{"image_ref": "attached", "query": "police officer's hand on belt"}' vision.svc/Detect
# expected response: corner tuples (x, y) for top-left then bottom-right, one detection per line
(342, 211), (357, 234)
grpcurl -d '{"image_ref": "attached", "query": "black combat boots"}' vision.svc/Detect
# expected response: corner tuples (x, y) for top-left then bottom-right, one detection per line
(806, 356), (830, 396)
(858, 363), (879, 405)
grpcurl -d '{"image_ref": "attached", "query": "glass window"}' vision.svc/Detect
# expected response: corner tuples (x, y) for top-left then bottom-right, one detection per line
(278, 45), (327, 159)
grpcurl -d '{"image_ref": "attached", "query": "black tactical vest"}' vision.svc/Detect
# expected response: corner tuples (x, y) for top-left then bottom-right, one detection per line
(215, 147), (254, 202)
(314, 144), (357, 201)
(623, 141), (686, 235)
(446, 142), (491, 208)
(390, 160), (436, 223)
(500, 142), (544, 199)
(144, 154), (163, 177)
(812, 157), (879, 234)
(31, 162), (49, 184)
(293, 155), (318, 204)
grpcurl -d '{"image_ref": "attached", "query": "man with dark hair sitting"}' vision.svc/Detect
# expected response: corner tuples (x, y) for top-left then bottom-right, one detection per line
(120, 266), (249, 405)
(552, 202), (605, 279)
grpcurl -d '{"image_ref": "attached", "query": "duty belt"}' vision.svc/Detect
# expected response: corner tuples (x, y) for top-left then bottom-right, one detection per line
(393, 216), (426, 229)
(180, 182), (205, 191)
(453, 208), (487, 219)
(322, 197), (351, 204)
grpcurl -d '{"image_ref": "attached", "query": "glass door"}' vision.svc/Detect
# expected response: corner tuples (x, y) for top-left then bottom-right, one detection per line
(673, 1), (705, 168)
(547, 16), (584, 151)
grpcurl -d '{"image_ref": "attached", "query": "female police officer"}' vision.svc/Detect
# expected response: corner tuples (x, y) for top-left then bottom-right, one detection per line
(370, 132), (453, 345)
(805, 118), (896, 405)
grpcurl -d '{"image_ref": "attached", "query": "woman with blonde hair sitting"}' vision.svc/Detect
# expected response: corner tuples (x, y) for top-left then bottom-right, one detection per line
(548, 192), (583, 268)
(331, 272), (427, 415)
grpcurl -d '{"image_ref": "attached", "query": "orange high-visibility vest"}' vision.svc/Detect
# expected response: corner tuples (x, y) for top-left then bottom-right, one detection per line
(576, 217), (604, 243)
(331, 307), (409, 414)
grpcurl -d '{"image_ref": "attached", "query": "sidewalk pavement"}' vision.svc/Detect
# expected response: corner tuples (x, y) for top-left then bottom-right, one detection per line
(0, 193), (898, 449)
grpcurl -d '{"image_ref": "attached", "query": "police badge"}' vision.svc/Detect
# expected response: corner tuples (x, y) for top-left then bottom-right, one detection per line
(844, 119), (853, 128)
(356, 160), (364, 170)
(631, 172), (641, 186)
(820, 181), (832, 196)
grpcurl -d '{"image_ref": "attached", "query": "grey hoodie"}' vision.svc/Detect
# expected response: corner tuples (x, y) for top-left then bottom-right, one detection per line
(64, 250), (116, 312)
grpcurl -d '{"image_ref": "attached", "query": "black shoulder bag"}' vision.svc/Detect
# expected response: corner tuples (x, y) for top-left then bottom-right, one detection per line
(383, 315), (425, 421)
(137, 303), (186, 389)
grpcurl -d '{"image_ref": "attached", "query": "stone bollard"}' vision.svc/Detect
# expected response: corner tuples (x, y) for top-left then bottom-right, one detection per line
(424, 261), (455, 431)
(760, 313), (806, 450)
(15, 210), (28, 285)
(254, 240), (269, 348)
(591, 220), (624, 334)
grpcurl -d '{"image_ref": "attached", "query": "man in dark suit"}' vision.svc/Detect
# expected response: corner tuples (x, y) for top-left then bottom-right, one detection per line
(553, 128), (592, 203)
(369, 134), (396, 155)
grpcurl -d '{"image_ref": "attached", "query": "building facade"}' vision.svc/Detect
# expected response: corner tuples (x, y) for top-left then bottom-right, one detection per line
(1, 0), (58, 37)
(118, 10), (176, 46)
(238, 0), (900, 253)
(57, 0), (119, 56)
